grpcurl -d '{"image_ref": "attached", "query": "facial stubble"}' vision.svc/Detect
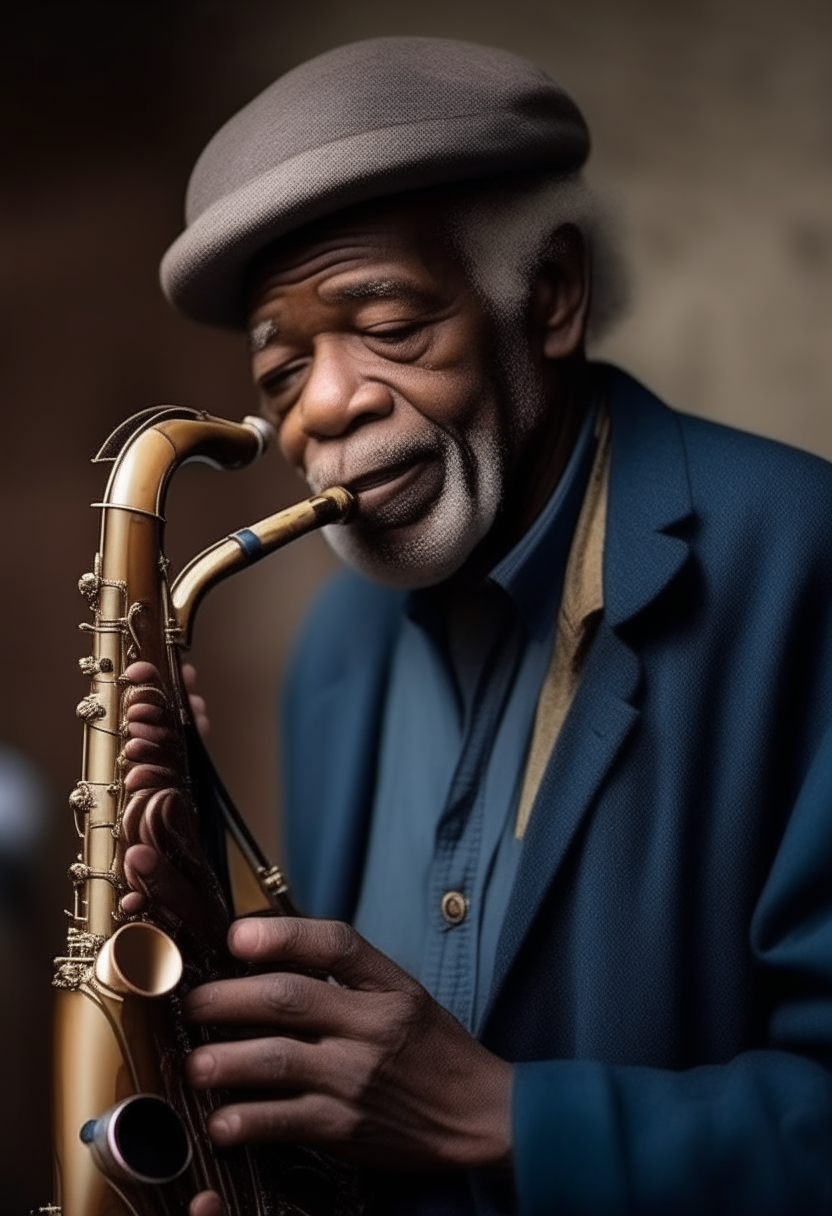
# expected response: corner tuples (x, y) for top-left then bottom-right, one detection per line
(308, 341), (546, 589)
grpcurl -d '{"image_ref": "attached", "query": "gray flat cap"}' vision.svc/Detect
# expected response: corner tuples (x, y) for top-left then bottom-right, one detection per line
(160, 37), (590, 328)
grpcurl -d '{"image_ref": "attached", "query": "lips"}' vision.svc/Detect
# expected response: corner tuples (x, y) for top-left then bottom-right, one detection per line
(348, 458), (424, 495)
(336, 454), (444, 524)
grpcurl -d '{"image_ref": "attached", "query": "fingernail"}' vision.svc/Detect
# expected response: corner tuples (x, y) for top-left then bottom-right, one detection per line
(209, 1111), (241, 1144)
(130, 848), (158, 877)
(120, 893), (145, 915)
(229, 918), (260, 956)
(187, 1050), (215, 1085)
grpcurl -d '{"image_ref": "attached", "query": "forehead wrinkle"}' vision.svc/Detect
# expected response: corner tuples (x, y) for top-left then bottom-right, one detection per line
(318, 276), (434, 306)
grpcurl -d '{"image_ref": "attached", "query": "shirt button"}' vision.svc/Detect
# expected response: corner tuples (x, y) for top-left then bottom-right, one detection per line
(441, 890), (468, 925)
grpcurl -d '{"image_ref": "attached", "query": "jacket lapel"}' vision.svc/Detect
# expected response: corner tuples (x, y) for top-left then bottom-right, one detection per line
(285, 580), (404, 921)
(482, 367), (694, 1029)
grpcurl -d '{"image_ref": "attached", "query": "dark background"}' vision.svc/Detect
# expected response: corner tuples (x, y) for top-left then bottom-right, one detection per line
(2, 1), (831, 1209)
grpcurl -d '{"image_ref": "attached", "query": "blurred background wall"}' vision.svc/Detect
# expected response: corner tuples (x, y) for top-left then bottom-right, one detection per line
(2, 0), (830, 1209)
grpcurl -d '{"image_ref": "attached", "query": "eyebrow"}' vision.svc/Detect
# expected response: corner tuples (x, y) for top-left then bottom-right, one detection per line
(248, 278), (434, 352)
(320, 277), (433, 305)
(249, 319), (279, 353)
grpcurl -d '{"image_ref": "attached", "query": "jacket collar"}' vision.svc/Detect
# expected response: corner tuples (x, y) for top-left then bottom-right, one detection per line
(603, 364), (693, 628)
(480, 365), (695, 1036)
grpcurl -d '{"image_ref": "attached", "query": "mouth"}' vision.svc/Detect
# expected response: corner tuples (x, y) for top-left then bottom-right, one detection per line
(324, 453), (445, 525)
(346, 458), (429, 509)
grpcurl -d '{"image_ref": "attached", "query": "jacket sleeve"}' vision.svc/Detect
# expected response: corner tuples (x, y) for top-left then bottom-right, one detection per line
(511, 721), (832, 1215)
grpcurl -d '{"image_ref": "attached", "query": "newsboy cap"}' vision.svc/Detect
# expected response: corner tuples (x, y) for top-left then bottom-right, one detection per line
(160, 37), (590, 328)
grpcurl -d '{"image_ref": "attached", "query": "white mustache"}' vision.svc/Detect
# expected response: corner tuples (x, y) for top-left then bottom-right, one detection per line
(305, 434), (444, 495)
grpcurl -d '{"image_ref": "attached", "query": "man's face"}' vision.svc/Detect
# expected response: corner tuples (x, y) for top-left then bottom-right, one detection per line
(247, 204), (541, 588)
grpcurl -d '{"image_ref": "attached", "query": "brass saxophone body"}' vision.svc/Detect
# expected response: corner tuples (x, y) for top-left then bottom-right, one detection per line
(44, 406), (354, 1216)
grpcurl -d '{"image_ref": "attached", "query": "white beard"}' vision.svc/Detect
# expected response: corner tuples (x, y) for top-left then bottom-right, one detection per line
(305, 337), (546, 590)
(306, 421), (505, 589)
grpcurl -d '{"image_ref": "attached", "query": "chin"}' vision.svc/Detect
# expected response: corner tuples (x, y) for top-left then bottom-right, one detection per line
(316, 420), (505, 588)
(323, 495), (497, 590)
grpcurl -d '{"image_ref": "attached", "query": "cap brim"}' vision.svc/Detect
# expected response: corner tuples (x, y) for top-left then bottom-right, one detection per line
(160, 109), (588, 329)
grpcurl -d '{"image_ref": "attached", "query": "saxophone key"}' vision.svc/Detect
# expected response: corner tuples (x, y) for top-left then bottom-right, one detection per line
(76, 695), (106, 723)
(77, 570), (100, 605)
(68, 782), (95, 815)
(78, 655), (114, 676)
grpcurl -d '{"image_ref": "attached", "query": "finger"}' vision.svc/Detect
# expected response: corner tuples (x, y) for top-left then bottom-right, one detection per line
(123, 842), (161, 899)
(124, 843), (212, 928)
(121, 784), (152, 841)
(120, 788), (202, 915)
(182, 663), (199, 692)
(158, 787), (200, 846)
(122, 736), (179, 768)
(120, 889), (147, 916)
(228, 917), (406, 991)
(123, 699), (169, 726)
(122, 784), (197, 855)
(123, 761), (181, 793)
(183, 970), (366, 1036)
(122, 684), (170, 714)
(121, 783), (187, 851)
(189, 694), (211, 740)
(124, 719), (178, 744)
(190, 1191), (222, 1216)
(124, 660), (164, 686)
(132, 789), (211, 901)
(186, 1033), (325, 1093)
(138, 788), (187, 852)
(122, 665), (171, 723)
(206, 1093), (356, 1149)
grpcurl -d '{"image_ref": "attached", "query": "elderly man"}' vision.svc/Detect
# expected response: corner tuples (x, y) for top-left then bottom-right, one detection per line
(122, 37), (832, 1216)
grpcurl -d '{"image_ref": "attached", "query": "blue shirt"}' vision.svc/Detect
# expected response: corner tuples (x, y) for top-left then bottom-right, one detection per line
(353, 408), (597, 1031)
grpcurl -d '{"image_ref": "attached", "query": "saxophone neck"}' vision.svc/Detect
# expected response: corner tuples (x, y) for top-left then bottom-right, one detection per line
(169, 487), (354, 649)
(71, 409), (273, 941)
(98, 409), (273, 518)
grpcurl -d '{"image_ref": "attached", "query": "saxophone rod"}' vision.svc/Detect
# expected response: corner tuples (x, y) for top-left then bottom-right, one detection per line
(169, 485), (354, 648)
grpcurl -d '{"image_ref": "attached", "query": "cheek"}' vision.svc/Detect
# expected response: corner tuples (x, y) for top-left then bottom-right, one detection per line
(276, 412), (307, 472)
(415, 325), (502, 436)
(394, 358), (498, 438)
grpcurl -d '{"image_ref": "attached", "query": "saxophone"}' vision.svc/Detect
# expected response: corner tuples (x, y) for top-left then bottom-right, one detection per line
(40, 405), (356, 1216)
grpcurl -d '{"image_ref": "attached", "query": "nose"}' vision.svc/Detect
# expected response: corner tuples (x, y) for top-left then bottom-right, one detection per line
(297, 338), (394, 439)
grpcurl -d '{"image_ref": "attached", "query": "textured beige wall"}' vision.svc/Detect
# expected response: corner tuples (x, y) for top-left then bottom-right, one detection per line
(185, 0), (832, 853)
(248, 0), (832, 453)
(1, 2), (830, 1208)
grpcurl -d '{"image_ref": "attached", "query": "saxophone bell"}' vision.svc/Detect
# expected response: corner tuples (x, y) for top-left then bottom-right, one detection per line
(79, 1095), (192, 1188)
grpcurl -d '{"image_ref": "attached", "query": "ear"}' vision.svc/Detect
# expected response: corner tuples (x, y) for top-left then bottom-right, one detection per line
(530, 225), (590, 361)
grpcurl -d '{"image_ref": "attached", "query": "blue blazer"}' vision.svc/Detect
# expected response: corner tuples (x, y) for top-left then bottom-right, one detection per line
(282, 367), (832, 1214)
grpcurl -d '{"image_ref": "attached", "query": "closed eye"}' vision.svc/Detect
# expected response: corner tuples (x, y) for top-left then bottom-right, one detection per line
(359, 318), (433, 365)
(367, 322), (419, 337)
(257, 362), (306, 396)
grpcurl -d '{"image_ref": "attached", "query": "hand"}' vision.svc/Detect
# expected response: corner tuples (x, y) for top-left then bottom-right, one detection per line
(182, 916), (514, 1174)
(119, 660), (227, 950)
(120, 662), (230, 1216)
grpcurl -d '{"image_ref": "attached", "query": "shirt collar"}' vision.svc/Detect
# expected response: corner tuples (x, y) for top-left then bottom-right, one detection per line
(406, 400), (598, 642)
(488, 402), (598, 639)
